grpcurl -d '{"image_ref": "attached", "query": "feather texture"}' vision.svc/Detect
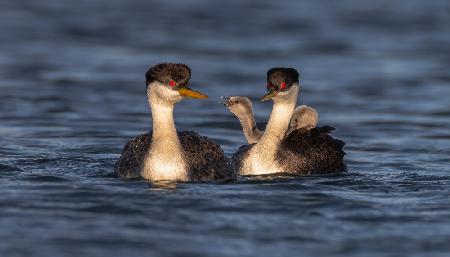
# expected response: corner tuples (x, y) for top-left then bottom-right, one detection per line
(232, 126), (346, 175)
(115, 131), (234, 181)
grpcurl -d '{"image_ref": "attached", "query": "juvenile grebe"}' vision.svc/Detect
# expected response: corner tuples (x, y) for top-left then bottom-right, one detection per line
(289, 105), (318, 132)
(115, 63), (233, 181)
(231, 68), (346, 176)
(221, 96), (318, 143)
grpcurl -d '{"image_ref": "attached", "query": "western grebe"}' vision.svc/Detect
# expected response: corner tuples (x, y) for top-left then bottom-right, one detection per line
(115, 63), (233, 181)
(231, 67), (346, 176)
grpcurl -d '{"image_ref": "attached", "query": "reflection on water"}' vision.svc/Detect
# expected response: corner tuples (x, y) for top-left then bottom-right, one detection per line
(149, 181), (179, 190)
(1, 0), (450, 257)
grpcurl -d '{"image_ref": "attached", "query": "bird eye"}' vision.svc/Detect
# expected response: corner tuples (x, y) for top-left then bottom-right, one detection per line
(168, 80), (176, 87)
(280, 82), (286, 90)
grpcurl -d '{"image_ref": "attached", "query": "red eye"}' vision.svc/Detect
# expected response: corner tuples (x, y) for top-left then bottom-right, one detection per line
(168, 80), (176, 87)
(280, 82), (286, 90)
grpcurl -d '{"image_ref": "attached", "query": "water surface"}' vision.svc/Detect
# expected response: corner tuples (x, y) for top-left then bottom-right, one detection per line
(1, 0), (449, 256)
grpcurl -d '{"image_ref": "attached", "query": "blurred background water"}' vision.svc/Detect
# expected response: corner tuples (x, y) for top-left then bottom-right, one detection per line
(0, 0), (449, 256)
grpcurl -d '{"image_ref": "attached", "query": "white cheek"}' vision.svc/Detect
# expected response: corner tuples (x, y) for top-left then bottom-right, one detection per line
(156, 86), (182, 102)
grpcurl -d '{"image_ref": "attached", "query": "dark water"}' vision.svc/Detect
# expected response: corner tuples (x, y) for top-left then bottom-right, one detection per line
(1, 0), (450, 256)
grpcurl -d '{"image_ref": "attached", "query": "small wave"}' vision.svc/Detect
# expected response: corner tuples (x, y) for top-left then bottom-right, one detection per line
(0, 164), (24, 173)
(23, 174), (71, 182)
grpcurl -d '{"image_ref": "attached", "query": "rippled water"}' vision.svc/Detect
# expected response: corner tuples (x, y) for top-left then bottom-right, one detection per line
(1, 0), (450, 256)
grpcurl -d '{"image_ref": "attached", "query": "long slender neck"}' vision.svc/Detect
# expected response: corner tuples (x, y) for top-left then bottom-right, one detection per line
(258, 85), (299, 150)
(149, 91), (178, 142)
(243, 85), (299, 175)
(237, 108), (262, 144)
(143, 85), (187, 181)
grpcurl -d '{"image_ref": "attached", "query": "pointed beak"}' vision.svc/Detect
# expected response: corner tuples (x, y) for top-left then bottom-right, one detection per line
(220, 96), (231, 107)
(260, 90), (278, 101)
(178, 87), (208, 99)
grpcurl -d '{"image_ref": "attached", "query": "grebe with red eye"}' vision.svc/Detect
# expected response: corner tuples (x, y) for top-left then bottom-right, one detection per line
(220, 95), (318, 144)
(115, 63), (234, 181)
(230, 67), (346, 176)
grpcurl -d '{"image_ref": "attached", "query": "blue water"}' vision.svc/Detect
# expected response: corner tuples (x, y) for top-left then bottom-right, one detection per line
(1, 0), (449, 256)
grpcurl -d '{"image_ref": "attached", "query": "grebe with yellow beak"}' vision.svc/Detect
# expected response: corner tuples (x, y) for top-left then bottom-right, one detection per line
(231, 68), (346, 176)
(115, 63), (233, 181)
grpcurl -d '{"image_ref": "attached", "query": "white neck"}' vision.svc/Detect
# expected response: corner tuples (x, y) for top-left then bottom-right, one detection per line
(149, 92), (178, 142)
(259, 84), (299, 150)
(142, 83), (187, 181)
(243, 85), (298, 175)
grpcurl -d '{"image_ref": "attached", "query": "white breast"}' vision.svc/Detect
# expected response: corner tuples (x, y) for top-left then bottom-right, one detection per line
(142, 141), (188, 181)
(239, 145), (283, 175)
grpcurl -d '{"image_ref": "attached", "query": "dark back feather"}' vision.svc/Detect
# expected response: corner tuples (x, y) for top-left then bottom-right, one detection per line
(178, 131), (234, 181)
(114, 132), (152, 179)
(279, 126), (346, 174)
(114, 131), (234, 181)
(231, 144), (254, 172)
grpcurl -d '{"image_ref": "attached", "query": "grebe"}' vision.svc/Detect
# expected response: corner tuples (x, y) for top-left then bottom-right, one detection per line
(221, 96), (318, 143)
(115, 63), (233, 181)
(289, 105), (318, 132)
(231, 67), (346, 176)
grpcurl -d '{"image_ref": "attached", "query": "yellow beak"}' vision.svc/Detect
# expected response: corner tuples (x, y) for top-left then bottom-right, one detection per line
(178, 87), (208, 99)
(260, 90), (278, 101)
